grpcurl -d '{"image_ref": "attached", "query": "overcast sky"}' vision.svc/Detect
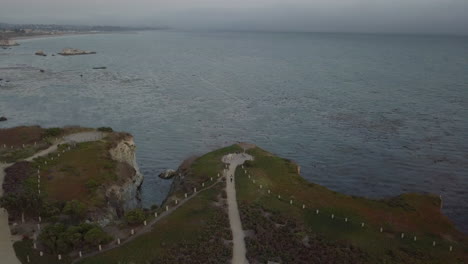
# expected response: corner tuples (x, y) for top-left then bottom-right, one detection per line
(1, 0), (467, 35)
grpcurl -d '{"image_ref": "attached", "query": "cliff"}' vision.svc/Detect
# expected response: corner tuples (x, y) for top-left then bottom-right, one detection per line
(105, 136), (143, 217)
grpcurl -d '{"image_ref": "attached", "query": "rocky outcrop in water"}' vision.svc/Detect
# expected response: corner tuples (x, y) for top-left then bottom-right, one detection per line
(35, 50), (46, 56)
(159, 169), (177, 179)
(58, 48), (96, 56)
(0, 116), (7, 122)
(0, 39), (19, 46)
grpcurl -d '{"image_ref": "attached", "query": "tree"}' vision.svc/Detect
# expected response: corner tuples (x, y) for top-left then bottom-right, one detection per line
(39, 223), (70, 254)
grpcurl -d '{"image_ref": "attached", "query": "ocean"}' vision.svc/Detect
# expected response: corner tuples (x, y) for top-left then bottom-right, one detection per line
(0, 30), (467, 232)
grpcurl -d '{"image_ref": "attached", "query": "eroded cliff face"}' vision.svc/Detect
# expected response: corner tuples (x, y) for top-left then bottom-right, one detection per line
(98, 136), (143, 225)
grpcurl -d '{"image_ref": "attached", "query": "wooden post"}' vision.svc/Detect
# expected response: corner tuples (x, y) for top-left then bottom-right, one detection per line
(290, 200), (293, 205)
(40, 251), (43, 257)
(278, 195), (281, 199)
(449, 246), (452, 252)
(144, 220), (147, 226)
(380, 227), (383, 232)
(345, 217), (348, 222)
(185, 193), (188, 198)
(331, 214), (334, 219)
(131, 229), (134, 235)
(401, 233), (405, 239)
(432, 241), (436, 246)
(413, 236), (417, 241)
(316, 209), (319, 214)
(361, 222), (365, 227)
(79, 251), (82, 258)
(58, 254), (62, 260)
(268, 190), (270, 194)
(302, 204), (305, 209)
(202, 182), (205, 187)
(117, 238), (121, 245)
(154, 212), (158, 217)
(99, 244), (102, 251)
(175, 200), (178, 205)
(194, 187), (197, 193)
(166, 206), (169, 211)
(26, 255), (30, 263)
(210, 177), (213, 181)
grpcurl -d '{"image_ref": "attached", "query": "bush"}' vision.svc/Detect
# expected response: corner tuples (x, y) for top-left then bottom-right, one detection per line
(97, 127), (113, 132)
(124, 209), (146, 225)
(84, 227), (112, 246)
(62, 200), (87, 221)
(43, 128), (63, 138)
(85, 179), (100, 191)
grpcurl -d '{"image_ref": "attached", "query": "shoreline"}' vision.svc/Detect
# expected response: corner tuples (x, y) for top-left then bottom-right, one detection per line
(11, 30), (143, 42)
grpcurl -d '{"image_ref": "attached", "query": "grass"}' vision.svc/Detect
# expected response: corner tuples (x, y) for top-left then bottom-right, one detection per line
(13, 240), (71, 264)
(76, 144), (236, 264)
(78, 184), (231, 264)
(167, 144), (243, 200)
(35, 141), (118, 207)
(236, 145), (468, 263)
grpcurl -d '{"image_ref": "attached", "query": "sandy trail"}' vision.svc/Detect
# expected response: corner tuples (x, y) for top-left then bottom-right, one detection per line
(222, 153), (253, 264)
(0, 131), (105, 262)
(0, 163), (21, 264)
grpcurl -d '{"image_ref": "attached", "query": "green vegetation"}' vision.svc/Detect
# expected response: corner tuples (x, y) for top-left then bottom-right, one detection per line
(97, 127), (114, 132)
(236, 146), (468, 264)
(78, 185), (232, 264)
(35, 141), (119, 207)
(63, 200), (87, 222)
(77, 145), (237, 264)
(43, 127), (64, 138)
(39, 223), (112, 254)
(14, 239), (71, 264)
(124, 209), (146, 225)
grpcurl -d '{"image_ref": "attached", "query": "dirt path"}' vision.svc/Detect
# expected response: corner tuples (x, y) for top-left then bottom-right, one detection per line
(0, 163), (21, 264)
(222, 153), (253, 264)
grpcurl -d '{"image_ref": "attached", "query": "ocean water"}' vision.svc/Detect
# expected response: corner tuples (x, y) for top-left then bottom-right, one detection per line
(0, 31), (467, 232)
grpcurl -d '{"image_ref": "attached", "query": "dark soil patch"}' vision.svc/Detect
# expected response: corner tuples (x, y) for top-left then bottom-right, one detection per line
(0, 126), (45, 147)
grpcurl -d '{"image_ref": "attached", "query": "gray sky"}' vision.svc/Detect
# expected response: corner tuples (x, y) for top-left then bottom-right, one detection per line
(1, 0), (467, 34)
